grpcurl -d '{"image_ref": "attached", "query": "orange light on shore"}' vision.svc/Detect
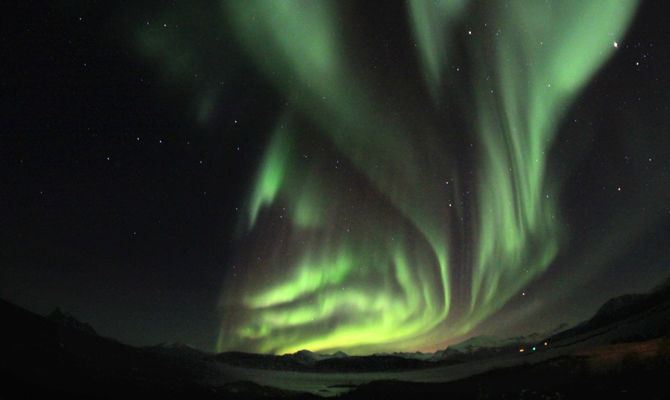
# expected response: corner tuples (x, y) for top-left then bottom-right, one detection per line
(519, 348), (525, 353)
(544, 342), (548, 346)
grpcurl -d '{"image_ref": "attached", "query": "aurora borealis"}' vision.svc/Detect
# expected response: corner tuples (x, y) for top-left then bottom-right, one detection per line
(4, 0), (670, 356)
(213, 0), (639, 354)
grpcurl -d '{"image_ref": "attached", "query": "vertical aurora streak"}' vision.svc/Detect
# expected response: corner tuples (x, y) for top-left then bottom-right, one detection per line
(213, 0), (638, 354)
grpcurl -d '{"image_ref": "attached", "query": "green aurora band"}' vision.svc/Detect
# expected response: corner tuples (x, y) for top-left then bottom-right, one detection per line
(211, 0), (638, 354)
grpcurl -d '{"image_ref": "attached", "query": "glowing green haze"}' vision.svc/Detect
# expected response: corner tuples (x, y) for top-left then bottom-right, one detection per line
(215, 0), (638, 354)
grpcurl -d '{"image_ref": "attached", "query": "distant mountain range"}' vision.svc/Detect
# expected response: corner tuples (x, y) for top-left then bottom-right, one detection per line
(34, 275), (670, 373)
(211, 276), (670, 372)
(1, 275), (669, 398)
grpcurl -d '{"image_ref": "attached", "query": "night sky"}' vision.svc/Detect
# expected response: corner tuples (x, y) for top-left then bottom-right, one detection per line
(2, 1), (669, 354)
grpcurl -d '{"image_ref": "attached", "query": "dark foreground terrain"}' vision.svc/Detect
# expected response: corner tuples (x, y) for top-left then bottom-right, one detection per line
(2, 280), (670, 399)
(349, 340), (670, 399)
